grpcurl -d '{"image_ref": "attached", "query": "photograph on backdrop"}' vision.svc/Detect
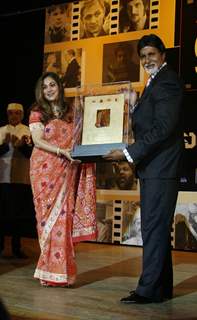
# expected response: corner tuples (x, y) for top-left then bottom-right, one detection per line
(43, 51), (62, 74)
(96, 161), (138, 190)
(96, 200), (113, 243)
(96, 200), (197, 249)
(174, 203), (197, 250)
(96, 200), (142, 245)
(179, 91), (197, 192)
(45, 3), (72, 43)
(180, 142), (197, 191)
(80, 0), (111, 39)
(61, 48), (82, 89)
(102, 40), (140, 84)
(119, 0), (150, 33)
(122, 201), (142, 246)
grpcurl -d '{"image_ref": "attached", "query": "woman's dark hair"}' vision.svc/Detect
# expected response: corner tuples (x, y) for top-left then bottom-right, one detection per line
(137, 34), (166, 55)
(33, 72), (68, 124)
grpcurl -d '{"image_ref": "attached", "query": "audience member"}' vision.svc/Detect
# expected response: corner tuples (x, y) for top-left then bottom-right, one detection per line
(0, 103), (32, 259)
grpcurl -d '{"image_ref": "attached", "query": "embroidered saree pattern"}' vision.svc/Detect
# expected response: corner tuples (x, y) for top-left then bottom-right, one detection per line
(29, 111), (97, 285)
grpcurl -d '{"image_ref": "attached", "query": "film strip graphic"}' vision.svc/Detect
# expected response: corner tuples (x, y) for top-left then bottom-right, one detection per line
(110, 0), (119, 35)
(112, 199), (175, 247)
(69, 0), (160, 41)
(70, 0), (118, 39)
(149, 0), (160, 29)
(110, 0), (160, 35)
(45, 0), (160, 42)
(109, 0), (161, 35)
(171, 218), (175, 249)
(71, 1), (80, 41)
(112, 200), (123, 244)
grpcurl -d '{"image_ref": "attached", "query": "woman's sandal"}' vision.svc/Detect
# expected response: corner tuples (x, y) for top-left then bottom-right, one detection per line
(40, 280), (72, 288)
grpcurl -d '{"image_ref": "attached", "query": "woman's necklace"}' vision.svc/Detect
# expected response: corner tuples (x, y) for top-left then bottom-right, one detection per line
(52, 105), (61, 118)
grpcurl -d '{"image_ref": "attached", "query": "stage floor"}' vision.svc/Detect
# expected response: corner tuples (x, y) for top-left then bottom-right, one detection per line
(0, 238), (197, 320)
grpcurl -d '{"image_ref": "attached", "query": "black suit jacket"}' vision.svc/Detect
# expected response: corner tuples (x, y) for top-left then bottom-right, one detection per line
(127, 65), (184, 179)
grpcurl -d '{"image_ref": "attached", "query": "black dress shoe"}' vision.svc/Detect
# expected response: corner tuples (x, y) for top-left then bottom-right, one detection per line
(163, 293), (173, 300)
(130, 289), (171, 301)
(121, 291), (163, 304)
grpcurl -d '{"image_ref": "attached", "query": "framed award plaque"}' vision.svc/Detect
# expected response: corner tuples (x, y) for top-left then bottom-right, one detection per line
(71, 82), (132, 161)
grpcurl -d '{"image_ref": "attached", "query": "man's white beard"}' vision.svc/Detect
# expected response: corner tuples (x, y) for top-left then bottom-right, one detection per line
(144, 65), (159, 75)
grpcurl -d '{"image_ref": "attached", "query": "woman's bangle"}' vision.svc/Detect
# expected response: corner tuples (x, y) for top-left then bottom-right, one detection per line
(56, 147), (60, 156)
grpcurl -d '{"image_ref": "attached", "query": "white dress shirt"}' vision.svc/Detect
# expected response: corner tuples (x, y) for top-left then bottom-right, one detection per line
(0, 123), (30, 184)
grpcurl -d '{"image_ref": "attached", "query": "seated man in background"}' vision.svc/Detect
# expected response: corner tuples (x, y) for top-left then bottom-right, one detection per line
(0, 103), (33, 259)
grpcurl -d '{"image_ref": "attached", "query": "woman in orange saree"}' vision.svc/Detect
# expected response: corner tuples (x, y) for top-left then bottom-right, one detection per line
(29, 72), (97, 287)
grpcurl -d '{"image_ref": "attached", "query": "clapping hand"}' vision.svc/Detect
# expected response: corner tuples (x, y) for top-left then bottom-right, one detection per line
(11, 134), (30, 147)
(11, 134), (19, 147)
(21, 135), (32, 145)
(3, 133), (11, 144)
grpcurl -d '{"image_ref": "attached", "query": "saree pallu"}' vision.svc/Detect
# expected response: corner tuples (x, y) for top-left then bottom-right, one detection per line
(30, 116), (97, 286)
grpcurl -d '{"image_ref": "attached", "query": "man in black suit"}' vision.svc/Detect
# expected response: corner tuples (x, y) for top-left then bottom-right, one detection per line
(104, 34), (184, 303)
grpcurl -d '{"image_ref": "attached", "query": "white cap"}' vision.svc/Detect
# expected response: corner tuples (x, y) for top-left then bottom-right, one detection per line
(7, 103), (23, 112)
